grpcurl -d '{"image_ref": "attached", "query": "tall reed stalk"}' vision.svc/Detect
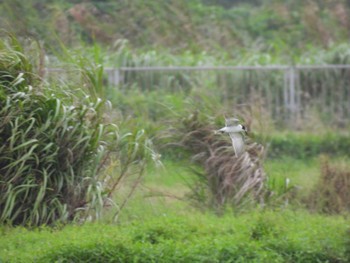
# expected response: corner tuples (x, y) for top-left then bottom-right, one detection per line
(0, 35), (155, 225)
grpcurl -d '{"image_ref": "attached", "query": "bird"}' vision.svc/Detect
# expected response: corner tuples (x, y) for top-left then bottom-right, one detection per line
(217, 117), (248, 157)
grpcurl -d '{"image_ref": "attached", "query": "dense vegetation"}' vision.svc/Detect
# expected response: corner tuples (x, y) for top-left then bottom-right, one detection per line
(1, 211), (349, 262)
(1, 0), (350, 56)
(0, 37), (114, 225)
(0, 36), (154, 226)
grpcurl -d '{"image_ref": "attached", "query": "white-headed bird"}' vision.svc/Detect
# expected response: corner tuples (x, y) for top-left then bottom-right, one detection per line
(217, 117), (248, 157)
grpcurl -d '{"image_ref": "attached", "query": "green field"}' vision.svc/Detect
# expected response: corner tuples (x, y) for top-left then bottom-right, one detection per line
(2, 156), (350, 262)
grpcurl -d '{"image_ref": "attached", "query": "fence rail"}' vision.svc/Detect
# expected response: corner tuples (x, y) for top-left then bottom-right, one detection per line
(45, 65), (350, 127)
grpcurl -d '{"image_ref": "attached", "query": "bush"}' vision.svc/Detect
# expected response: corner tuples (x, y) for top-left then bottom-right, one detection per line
(0, 36), (116, 225)
(0, 211), (348, 262)
(261, 132), (350, 159)
(307, 156), (350, 214)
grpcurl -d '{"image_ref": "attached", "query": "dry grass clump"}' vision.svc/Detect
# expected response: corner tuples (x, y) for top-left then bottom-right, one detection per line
(170, 111), (266, 211)
(307, 156), (350, 214)
(205, 141), (265, 209)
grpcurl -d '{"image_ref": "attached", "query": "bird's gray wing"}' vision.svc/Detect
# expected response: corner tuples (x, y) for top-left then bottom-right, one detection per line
(228, 132), (244, 157)
(225, 117), (240, 127)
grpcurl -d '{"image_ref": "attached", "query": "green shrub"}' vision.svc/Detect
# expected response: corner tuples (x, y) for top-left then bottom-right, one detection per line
(260, 132), (350, 159)
(0, 36), (117, 225)
(0, 211), (348, 262)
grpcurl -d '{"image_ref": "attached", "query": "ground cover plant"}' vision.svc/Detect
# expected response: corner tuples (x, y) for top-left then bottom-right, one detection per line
(0, 210), (349, 263)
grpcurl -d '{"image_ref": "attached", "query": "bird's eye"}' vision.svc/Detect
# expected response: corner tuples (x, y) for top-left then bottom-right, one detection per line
(242, 125), (246, 130)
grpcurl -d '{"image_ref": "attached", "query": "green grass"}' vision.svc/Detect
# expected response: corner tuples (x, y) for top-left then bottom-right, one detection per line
(0, 210), (348, 262)
(264, 157), (319, 193)
(107, 159), (195, 222)
(145, 159), (194, 187)
(112, 153), (350, 222)
(108, 155), (347, 223)
(1, 119), (350, 262)
(147, 156), (320, 202)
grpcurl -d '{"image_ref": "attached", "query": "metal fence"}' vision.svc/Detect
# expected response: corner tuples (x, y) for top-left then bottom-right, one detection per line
(46, 65), (350, 127)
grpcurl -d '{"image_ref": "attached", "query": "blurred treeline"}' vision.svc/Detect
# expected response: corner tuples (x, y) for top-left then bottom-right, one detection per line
(1, 0), (349, 56)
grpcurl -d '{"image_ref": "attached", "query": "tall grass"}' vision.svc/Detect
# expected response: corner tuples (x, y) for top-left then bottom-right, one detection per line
(0, 35), (155, 226)
(307, 156), (350, 214)
(0, 36), (112, 225)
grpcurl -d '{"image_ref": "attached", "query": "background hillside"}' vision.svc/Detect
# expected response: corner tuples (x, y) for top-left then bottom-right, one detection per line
(1, 0), (350, 57)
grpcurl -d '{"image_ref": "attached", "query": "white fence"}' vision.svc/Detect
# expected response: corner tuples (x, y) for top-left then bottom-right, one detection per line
(46, 65), (350, 127)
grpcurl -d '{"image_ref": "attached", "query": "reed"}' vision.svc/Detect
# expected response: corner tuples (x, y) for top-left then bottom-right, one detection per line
(0, 35), (155, 225)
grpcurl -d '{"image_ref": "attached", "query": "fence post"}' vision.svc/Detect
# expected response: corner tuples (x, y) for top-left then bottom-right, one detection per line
(283, 68), (290, 120)
(289, 67), (296, 116)
(114, 69), (121, 86)
(288, 66), (298, 126)
(106, 68), (121, 87)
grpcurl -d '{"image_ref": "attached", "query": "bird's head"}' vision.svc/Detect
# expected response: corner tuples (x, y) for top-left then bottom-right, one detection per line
(239, 124), (248, 135)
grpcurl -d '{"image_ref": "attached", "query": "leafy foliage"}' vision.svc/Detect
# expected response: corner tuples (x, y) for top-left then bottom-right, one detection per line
(0, 36), (118, 225)
(0, 211), (348, 262)
(261, 132), (350, 159)
(1, 0), (349, 54)
(0, 36), (158, 226)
